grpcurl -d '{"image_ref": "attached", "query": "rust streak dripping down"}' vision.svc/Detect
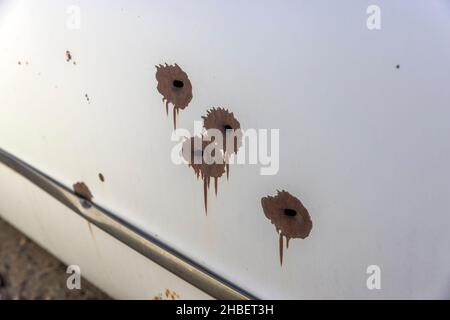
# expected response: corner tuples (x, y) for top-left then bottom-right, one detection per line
(182, 137), (225, 215)
(203, 177), (208, 215)
(279, 233), (284, 266)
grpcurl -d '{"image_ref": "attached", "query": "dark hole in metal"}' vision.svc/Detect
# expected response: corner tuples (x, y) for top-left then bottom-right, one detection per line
(173, 80), (184, 88)
(283, 208), (297, 217)
(224, 124), (233, 131)
(80, 199), (92, 209)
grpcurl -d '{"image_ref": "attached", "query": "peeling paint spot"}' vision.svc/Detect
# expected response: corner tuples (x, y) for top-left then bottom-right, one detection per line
(182, 136), (225, 214)
(261, 190), (312, 266)
(155, 63), (193, 129)
(202, 107), (242, 179)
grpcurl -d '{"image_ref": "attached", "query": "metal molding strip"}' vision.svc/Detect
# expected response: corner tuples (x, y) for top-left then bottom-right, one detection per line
(0, 147), (256, 300)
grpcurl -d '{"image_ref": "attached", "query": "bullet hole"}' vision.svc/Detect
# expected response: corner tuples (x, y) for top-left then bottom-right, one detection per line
(173, 80), (184, 88)
(182, 136), (226, 214)
(66, 50), (72, 62)
(155, 63), (193, 129)
(284, 209), (297, 217)
(261, 190), (312, 266)
(73, 182), (93, 209)
(98, 173), (105, 182)
(18, 61), (21, 65)
(85, 94), (90, 103)
(396, 65), (400, 69)
(202, 107), (242, 179)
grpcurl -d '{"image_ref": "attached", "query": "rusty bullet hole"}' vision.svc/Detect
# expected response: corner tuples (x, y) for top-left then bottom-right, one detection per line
(73, 182), (94, 209)
(202, 108), (242, 180)
(155, 63), (193, 129)
(172, 80), (184, 88)
(283, 208), (297, 217)
(261, 190), (312, 266)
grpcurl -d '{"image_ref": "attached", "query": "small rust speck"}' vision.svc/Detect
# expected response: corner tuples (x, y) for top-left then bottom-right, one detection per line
(165, 289), (180, 300)
(155, 63), (193, 129)
(261, 190), (312, 266)
(73, 182), (93, 202)
(66, 50), (72, 62)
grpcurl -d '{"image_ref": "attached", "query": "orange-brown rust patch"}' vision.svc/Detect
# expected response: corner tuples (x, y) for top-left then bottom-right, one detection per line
(73, 182), (93, 202)
(155, 63), (193, 129)
(261, 190), (312, 266)
(202, 107), (242, 179)
(182, 136), (225, 214)
(165, 289), (180, 300)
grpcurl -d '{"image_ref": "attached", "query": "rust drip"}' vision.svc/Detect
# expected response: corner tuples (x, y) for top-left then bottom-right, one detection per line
(182, 136), (225, 215)
(155, 63), (193, 129)
(261, 190), (312, 266)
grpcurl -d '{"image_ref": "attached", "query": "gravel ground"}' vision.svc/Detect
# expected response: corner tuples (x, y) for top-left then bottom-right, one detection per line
(0, 217), (110, 300)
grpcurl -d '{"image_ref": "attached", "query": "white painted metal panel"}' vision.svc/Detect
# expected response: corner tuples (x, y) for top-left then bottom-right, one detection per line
(1, 0), (450, 299)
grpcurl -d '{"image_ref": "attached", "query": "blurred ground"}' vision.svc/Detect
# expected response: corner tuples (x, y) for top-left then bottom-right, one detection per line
(0, 217), (110, 300)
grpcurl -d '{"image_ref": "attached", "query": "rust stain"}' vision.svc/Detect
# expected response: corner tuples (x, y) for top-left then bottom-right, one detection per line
(165, 289), (180, 300)
(73, 182), (93, 202)
(182, 136), (225, 214)
(202, 107), (242, 179)
(155, 63), (193, 129)
(66, 50), (72, 62)
(152, 294), (163, 300)
(261, 190), (312, 266)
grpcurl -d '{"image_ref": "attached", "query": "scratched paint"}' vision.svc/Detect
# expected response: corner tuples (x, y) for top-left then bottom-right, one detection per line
(261, 190), (312, 266)
(155, 63), (193, 129)
(202, 108), (242, 179)
(182, 136), (225, 214)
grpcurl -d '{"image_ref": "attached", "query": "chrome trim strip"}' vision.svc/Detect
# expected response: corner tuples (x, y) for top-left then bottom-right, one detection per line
(0, 148), (256, 300)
